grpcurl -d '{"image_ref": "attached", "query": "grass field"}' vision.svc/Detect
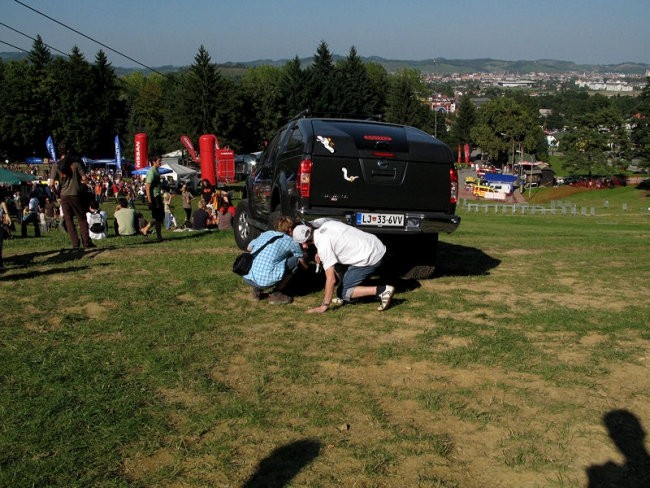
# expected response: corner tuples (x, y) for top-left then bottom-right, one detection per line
(1, 185), (649, 487)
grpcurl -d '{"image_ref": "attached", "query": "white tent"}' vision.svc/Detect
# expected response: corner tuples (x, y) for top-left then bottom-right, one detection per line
(161, 162), (199, 191)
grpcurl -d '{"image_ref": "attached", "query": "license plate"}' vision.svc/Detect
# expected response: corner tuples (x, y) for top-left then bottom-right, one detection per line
(356, 212), (404, 227)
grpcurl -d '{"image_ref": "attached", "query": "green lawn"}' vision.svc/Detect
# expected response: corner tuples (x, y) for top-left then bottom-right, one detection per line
(1, 188), (649, 487)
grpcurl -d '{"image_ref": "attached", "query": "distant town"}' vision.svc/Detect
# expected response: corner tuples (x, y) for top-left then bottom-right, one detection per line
(424, 69), (648, 93)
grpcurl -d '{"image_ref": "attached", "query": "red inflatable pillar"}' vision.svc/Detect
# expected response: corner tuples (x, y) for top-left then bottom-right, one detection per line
(199, 134), (216, 185)
(134, 133), (148, 170)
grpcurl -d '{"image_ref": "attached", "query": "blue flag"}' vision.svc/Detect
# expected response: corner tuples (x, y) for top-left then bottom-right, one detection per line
(114, 135), (122, 172)
(46, 136), (57, 161)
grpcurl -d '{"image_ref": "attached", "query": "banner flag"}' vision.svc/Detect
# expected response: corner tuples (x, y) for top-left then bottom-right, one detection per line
(46, 136), (57, 162)
(180, 135), (199, 162)
(114, 135), (122, 171)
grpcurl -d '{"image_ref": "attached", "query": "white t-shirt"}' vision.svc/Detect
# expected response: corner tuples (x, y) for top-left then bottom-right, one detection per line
(313, 220), (386, 270)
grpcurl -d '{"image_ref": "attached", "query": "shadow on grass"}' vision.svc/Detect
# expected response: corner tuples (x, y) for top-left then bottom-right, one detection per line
(242, 439), (321, 488)
(0, 264), (93, 281)
(1, 247), (115, 280)
(435, 241), (501, 277)
(586, 409), (650, 487)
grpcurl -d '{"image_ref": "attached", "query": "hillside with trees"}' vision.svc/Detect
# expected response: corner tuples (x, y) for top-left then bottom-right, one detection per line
(0, 38), (648, 176)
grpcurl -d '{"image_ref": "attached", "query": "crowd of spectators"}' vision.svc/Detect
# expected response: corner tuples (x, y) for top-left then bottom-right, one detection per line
(1, 164), (237, 253)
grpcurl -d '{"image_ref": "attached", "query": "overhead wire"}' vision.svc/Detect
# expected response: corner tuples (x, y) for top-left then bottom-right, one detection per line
(0, 21), (71, 58)
(12, 0), (166, 75)
(0, 39), (29, 53)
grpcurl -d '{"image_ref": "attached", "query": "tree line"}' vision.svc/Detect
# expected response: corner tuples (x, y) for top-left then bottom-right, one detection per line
(1, 36), (648, 175)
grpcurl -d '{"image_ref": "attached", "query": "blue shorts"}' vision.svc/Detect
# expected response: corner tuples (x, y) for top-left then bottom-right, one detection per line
(341, 263), (381, 301)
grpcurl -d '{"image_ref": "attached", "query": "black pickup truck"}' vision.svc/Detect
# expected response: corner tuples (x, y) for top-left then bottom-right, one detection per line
(233, 116), (461, 279)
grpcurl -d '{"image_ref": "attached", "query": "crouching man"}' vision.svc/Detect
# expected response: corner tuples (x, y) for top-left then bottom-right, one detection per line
(244, 216), (307, 304)
(292, 220), (394, 313)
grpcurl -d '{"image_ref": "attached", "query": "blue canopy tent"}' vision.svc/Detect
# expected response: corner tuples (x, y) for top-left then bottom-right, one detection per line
(25, 157), (45, 164)
(131, 166), (172, 176)
(483, 173), (518, 185)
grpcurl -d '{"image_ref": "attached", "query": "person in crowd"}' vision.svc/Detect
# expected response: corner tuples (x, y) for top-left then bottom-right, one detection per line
(12, 191), (22, 221)
(44, 197), (56, 231)
(86, 200), (108, 240)
(244, 216), (307, 305)
(162, 190), (174, 230)
(39, 210), (47, 234)
(200, 178), (214, 206)
(0, 195), (10, 272)
(49, 149), (94, 250)
(220, 193), (236, 218)
(125, 183), (135, 208)
(137, 212), (152, 237)
(144, 155), (164, 241)
(181, 184), (194, 228)
(192, 199), (215, 230)
(216, 203), (233, 230)
(292, 220), (395, 313)
(113, 203), (138, 236)
(21, 191), (41, 238)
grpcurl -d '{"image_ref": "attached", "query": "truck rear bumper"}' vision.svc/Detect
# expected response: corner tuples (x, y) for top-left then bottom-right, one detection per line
(296, 207), (461, 234)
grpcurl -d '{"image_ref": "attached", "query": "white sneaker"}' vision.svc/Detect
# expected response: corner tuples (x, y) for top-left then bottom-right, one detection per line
(377, 285), (395, 311)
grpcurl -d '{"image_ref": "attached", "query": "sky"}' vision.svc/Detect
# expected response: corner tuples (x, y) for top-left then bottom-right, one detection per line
(1, 0), (649, 69)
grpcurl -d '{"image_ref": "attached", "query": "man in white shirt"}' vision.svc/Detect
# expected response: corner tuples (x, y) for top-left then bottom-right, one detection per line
(293, 220), (395, 313)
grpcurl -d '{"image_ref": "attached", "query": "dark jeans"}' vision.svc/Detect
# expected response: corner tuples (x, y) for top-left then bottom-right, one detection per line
(61, 195), (91, 248)
(21, 212), (40, 237)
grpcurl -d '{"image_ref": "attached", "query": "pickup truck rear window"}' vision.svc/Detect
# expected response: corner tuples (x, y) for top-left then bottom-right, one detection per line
(311, 120), (410, 153)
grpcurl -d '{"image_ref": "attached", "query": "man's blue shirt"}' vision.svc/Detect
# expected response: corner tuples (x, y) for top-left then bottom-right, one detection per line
(244, 231), (303, 288)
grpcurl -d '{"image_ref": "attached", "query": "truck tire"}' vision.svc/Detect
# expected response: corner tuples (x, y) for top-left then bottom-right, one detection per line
(234, 199), (260, 250)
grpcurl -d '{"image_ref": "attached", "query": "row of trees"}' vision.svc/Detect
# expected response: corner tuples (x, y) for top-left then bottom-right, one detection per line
(1, 36), (648, 175)
(0, 38), (435, 161)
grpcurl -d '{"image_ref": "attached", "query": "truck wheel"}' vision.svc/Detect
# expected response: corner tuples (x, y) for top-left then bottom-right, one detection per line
(233, 199), (260, 250)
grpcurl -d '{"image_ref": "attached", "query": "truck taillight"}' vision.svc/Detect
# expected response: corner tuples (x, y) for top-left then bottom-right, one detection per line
(297, 159), (313, 198)
(449, 168), (458, 204)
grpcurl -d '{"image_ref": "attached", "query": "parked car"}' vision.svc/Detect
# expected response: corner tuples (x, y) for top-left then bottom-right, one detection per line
(472, 184), (493, 198)
(233, 115), (461, 279)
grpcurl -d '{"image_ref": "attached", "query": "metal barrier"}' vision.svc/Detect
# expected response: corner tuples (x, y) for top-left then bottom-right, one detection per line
(463, 200), (596, 216)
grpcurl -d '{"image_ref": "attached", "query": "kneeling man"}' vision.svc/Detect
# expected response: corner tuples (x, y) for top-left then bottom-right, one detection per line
(292, 220), (394, 313)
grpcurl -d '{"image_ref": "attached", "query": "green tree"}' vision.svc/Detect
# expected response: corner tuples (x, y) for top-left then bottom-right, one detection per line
(384, 69), (430, 129)
(334, 46), (382, 117)
(238, 65), (285, 150)
(306, 41), (337, 114)
(470, 97), (544, 165)
(448, 94), (477, 147)
(561, 105), (630, 175)
(631, 77), (650, 167)
(0, 60), (34, 158)
(123, 72), (166, 156)
(182, 46), (227, 136)
(278, 56), (307, 120)
(88, 50), (126, 157)
(561, 125), (608, 176)
(49, 46), (96, 154)
(364, 62), (388, 118)
(25, 36), (54, 157)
